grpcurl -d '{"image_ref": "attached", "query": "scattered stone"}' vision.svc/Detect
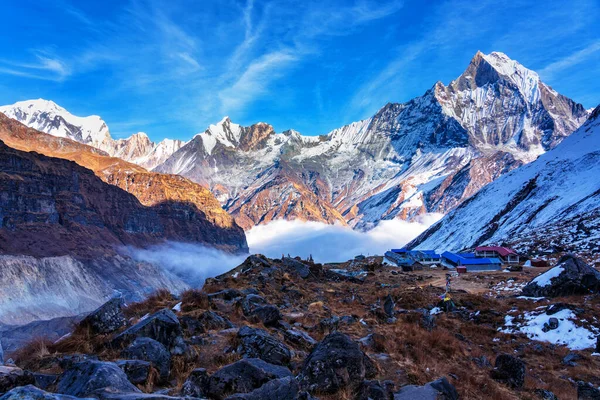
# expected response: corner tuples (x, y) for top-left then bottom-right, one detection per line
(491, 354), (525, 388)
(421, 309), (435, 332)
(533, 388), (559, 400)
(0, 384), (83, 399)
(181, 311), (234, 335)
(472, 356), (492, 369)
(356, 380), (394, 400)
(181, 368), (208, 398)
(237, 326), (292, 366)
(299, 332), (376, 394)
(383, 295), (395, 317)
(57, 354), (99, 370)
(113, 309), (186, 355)
(251, 305), (282, 327)
(562, 352), (583, 366)
(522, 255), (600, 297)
(545, 303), (571, 315)
(0, 366), (35, 395)
(577, 381), (600, 399)
(33, 372), (59, 391)
(80, 297), (126, 334)
(208, 288), (244, 301)
(283, 329), (317, 350)
(224, 376), (309, 400)
(121, 337), (171, 382)
(358, 333), (387, 353)
(116, 360), (152, 385)
(57, 360), (140, 398)
(204, 358), (292, 399)
(325, 269), (366, 283)
(393, 377), (458, 400)
(240, 294), (268, 316)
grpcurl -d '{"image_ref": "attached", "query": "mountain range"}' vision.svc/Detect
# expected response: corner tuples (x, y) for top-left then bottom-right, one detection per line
(409, 105), (600, 262)
(1, 52), (589, 231)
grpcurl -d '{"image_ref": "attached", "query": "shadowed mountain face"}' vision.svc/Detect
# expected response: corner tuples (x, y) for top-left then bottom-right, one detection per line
(0, 113), (248, 254)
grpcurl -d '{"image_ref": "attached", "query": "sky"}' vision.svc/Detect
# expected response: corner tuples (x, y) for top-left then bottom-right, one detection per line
(0, 0), (598, 141)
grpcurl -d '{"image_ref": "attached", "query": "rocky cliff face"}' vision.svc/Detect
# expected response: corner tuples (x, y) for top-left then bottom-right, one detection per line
(409, 105), (600, 261)
(0, 113), (248, 254)
(0, 99), (184, 170)
(156, 52), (588, 229)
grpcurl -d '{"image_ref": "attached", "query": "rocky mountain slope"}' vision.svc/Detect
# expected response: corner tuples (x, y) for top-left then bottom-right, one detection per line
(0, 113), (247, 254)
(155, 52), (589, 229)
(0, 99), (184, 170)
(409, 105), (600, 260)
(3, 254), (599, 399)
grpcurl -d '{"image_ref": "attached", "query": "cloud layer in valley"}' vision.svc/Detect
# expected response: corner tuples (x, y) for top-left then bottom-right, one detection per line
(246, 214), (443, 263)
(127, 215), (442, 286)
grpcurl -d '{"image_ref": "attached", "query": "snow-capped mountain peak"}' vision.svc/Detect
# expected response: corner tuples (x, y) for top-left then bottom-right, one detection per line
(0, 98), (110, 146)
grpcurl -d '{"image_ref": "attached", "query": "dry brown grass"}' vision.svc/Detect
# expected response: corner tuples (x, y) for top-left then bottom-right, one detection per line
(124, 288), (176, 318)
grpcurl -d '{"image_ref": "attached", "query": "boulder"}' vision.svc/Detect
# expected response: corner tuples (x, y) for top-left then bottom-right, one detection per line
(57, 360), (140, 398)
(239, 295), (268, 316)
(299, 332), (376, 394)
(116, 360), (152, 385)
(224, 376), (308, 400)
(196, 311), (234, 333)
(522, 255), (600, 297)
(578, 381), (600, 399)
(237, 326), (292, 366)
(113, 309), (186, 355)
(121, 337), (171, 382)
(393, 377), (458, 400)
(356, 380), (394, 400)
(283, 329), (317, 350)
(0, 385), (86, 399)
(0, 366), (35, 395)
(181, 368), (208, 398)
(251, 306), (282, 327)
(208, 289), (244, 301)
(490, 354), (525, 388)
(204, 358), (292, 400)
(281, 258), (311, 279)
(80, 297), (126, 334)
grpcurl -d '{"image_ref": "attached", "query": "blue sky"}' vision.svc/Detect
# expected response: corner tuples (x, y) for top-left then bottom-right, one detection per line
(0, 0), (598, 141)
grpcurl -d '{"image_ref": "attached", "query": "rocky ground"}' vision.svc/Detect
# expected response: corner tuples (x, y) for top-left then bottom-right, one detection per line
(1, 255), (600, 399)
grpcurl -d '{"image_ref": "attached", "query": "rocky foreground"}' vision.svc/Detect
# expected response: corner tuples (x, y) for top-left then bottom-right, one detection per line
(2, 255), (600, 399)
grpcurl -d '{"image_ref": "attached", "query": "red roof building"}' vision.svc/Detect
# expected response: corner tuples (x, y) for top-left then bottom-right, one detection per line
(474, 246), (520, 264)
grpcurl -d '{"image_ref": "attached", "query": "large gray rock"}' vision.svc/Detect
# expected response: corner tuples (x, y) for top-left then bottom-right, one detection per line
(56, 360), (140, 398)
(121, 338), (171, 383)
(299, 332), (376, 394)
(0, 385), (88, 399)
(237, 326), (291, 366)
(80, 297), (126, 334)
(113, 309), (186, 355)
(283, 329), (317, 350)
(522, 255), (600, 297)
(394, 377), (458, 400)
(281, 258), (311, 279)
(0, 366), (35, 395)
(251, 306), (282, 327)
(205, 358), (292, 400)
(224, 376), (313, 400)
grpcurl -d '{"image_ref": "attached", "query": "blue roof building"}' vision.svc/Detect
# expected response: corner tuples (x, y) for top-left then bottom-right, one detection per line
(441, 251), (502, 271)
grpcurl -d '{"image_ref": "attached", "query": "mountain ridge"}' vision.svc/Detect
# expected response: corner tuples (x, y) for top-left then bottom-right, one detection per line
(2, 51), (590, 231)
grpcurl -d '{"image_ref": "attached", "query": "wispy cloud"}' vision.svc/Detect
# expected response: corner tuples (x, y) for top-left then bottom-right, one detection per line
(0, 52), (71, 82)
(539, 40), (600, 79)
